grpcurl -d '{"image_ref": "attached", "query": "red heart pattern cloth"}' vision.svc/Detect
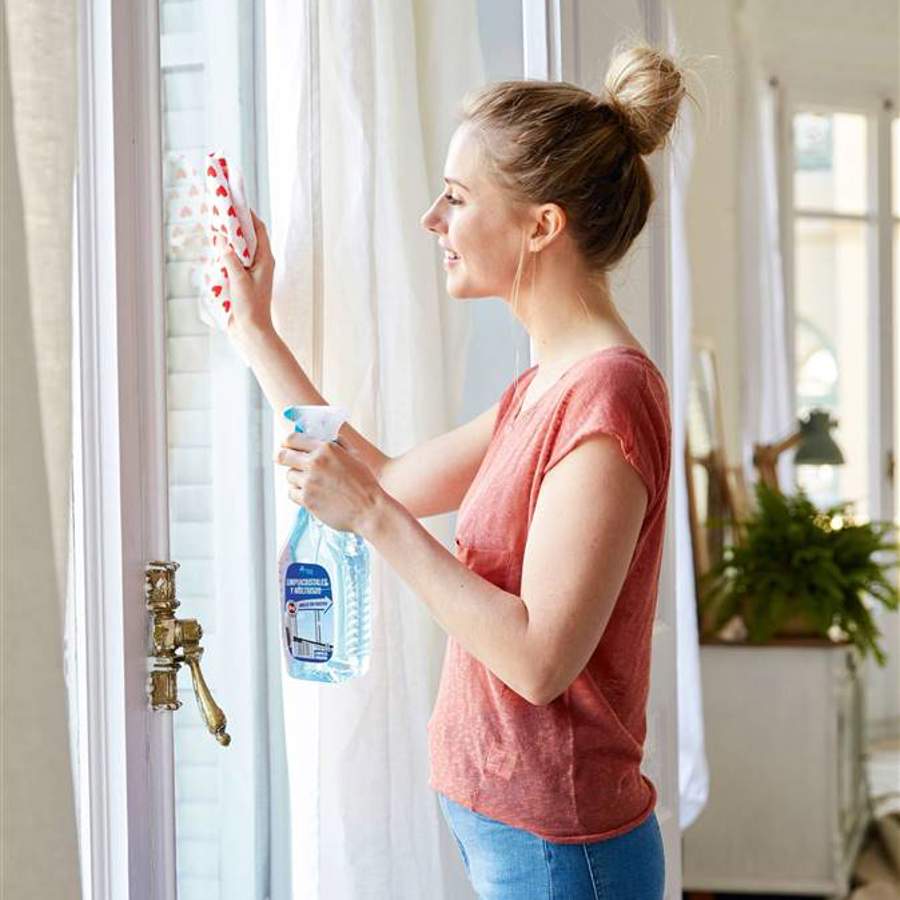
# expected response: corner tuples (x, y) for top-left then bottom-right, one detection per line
(170, 149), (257, 331)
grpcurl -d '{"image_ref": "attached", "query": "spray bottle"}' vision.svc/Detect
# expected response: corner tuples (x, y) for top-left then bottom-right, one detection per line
(278, 405), (372, 682)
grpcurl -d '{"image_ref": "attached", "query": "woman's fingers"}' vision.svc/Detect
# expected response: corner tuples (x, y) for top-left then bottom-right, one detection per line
(215, 238), (235, 276)
(249, 207), (267, 235)
(221, 253), (247, 292)
(248, 209), (275, 270)
(275, 434), (325, 468)
(215, 235), (241, 273)
(275, 448), (306, 469)
(281, 433), (322, 453)
(249, 208), (271, 250)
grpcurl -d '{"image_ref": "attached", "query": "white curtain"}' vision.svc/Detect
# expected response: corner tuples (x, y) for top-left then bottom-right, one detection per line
(666, 26), (709, 828)
(1, 0), (81, 897)
(737, 9), (795, 490)
(264, 2), (483, 896)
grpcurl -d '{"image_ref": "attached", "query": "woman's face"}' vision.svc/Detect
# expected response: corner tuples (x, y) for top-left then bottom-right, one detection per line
(420, 124), (529, 301)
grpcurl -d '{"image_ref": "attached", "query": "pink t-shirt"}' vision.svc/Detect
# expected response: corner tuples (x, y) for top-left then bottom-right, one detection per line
(427, 345), (672, 843)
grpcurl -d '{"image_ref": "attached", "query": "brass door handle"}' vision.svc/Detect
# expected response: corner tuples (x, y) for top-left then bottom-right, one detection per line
(145, 561), (231, 746)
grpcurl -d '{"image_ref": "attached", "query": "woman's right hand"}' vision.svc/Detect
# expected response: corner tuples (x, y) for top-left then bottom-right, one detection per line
(217, 207), (276, 340)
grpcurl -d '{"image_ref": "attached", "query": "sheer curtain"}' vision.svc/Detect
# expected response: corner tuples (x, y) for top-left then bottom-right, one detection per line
(1, 0), (81, 896)
(736, 8), (795, 490)
(667, 59), (709, 828)
(264, 1), (484, 896)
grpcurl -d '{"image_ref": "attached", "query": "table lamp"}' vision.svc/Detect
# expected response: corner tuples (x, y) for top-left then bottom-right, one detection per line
(752, 408), (844, 493)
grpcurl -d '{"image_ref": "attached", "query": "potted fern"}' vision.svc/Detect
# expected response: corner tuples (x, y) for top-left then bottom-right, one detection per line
(698, 480), (900, 665)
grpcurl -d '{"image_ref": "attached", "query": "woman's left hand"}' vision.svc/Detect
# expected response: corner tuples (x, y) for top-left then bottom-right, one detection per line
(275, 433), (386, 536)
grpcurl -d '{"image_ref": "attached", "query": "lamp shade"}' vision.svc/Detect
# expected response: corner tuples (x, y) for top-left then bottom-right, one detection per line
(794, 408), (844, 466)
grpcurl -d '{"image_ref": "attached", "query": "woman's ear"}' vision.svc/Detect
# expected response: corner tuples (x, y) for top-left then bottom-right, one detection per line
(529, 202), (566, 252)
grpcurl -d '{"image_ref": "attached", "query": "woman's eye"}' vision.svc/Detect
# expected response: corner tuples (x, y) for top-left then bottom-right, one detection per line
(443, 193), (461, 206)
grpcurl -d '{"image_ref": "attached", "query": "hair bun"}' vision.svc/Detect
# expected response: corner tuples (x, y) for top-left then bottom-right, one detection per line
(604, 43), (686, 156)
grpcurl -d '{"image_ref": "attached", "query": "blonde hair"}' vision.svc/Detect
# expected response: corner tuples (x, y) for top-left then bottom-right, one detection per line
(458, 40), (692, 317)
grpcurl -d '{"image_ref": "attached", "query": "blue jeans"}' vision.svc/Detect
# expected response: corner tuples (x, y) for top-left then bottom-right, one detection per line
(437, 793), (665, 899)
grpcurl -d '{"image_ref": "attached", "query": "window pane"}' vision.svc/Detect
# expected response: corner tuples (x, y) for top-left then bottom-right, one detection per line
(159, 2), (275, 896)
(794, 112), (868, 215)
(794, 217), (870, 513)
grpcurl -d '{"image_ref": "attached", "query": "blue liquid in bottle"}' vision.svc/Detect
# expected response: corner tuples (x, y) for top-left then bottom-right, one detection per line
(278, 405), (372, 683)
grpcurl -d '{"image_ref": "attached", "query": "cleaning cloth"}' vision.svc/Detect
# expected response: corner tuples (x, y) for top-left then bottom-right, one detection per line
(170, 149), (258, 331)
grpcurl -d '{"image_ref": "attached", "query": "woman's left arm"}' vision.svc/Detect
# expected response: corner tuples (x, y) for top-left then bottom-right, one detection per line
(278, 430), (647, 705)
(362, 490), (538, 696)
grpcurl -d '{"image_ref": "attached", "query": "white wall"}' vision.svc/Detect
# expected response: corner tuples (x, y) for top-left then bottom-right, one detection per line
(743, 0), (898, 97)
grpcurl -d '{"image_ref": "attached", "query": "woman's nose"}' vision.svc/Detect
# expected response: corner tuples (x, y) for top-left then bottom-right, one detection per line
(420, 196), (444, 233)
(420, 209), (439, 234)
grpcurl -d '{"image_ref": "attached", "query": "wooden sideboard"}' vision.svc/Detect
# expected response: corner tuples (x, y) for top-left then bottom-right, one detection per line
(682, 639), (870, 898)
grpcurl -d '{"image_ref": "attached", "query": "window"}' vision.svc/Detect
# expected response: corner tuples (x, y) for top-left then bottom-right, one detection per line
(789, 106), (897, 521)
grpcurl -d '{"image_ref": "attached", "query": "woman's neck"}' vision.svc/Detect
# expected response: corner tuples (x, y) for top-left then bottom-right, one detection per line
(510, 259), (639, 368)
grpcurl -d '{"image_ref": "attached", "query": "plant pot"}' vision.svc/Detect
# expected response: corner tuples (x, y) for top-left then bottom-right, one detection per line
(773, 610), (825, 638)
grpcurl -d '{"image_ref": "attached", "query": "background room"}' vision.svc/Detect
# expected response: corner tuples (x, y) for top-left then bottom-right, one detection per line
(673, 1), (900, 897)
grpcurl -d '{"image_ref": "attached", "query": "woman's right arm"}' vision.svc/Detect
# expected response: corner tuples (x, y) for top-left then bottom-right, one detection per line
(244, 315), (499, 518)
(232, 323), (392, 479)
(216, 212), (395, 484)
(221, 210), (496, 518)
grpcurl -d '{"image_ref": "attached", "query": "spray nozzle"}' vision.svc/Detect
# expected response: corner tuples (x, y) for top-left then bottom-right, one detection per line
(282, 405), (349, 443)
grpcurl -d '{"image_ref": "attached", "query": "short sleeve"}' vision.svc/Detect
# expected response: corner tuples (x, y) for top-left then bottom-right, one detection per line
(541, 356), (671, 509)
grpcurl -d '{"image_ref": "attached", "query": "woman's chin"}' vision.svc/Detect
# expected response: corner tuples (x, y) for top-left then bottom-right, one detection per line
(445, 269), (485, 300)
(449, 281), (490, 300)
(445, 278), (467, 299)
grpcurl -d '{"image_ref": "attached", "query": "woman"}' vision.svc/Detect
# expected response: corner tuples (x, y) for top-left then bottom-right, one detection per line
(217, 40), (688, 900)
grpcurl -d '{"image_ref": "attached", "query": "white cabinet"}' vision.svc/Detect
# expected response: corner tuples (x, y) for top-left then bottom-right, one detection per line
(682, 640), (870, 897)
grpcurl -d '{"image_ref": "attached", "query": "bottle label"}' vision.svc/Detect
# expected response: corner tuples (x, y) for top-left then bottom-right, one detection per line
(283, 562), (334, 663)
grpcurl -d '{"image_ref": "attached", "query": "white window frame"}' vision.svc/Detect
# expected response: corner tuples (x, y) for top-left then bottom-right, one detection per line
(780, 81), (897, 524)
(72, 0), (173, 896)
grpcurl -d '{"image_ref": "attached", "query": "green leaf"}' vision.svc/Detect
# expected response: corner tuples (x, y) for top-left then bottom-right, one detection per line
(696, 480), (900, 666)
